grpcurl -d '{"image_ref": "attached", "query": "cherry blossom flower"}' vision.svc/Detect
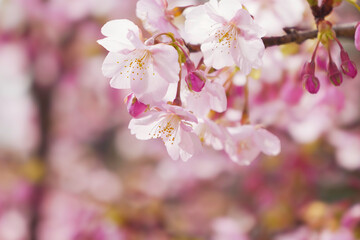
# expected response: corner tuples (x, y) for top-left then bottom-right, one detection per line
(98, 19), (180, 104)
(194, 118), (230, 150)
(182, 78), (227, 117)
(225, 125), (281, 165)
(136, 0), (179, 37)
(136, 0), (200, 38)
(129, 104), (201, 161)
(184, 0), (266, 74)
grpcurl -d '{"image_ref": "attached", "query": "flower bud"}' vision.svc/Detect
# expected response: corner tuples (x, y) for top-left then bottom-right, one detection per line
(185, 71), (206, 92)
(355, 22), (360, 51)
(124, 93), (148, 118)
(300, 61), (315, 79)
(340, 49), (357, 78)
(303, 74), (320, 94)
(328, 60), (343, 86)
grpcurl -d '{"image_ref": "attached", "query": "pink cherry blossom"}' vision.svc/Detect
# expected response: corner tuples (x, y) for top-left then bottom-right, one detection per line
(136, 0), (200, 38)
(184, 0), (265, 74)
(98, 19), (180, 104)
(195, 118), (230, 151)
(129, 104), (201, 161)
(225, 125), (281, 165)
(182, 78), (227, 117)
(136, 0), (179, 37)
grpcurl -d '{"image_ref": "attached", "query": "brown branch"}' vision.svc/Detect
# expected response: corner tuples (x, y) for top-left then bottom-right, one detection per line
(263, 22), (357, 48)
(187, 22), (358, 51)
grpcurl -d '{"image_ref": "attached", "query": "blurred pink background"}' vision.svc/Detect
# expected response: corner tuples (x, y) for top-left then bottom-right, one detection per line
(0, 0), (360, 240)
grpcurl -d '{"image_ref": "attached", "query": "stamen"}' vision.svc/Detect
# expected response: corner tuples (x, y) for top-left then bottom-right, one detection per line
(149, 114), (181, 144)
(119, 50), (153, 81)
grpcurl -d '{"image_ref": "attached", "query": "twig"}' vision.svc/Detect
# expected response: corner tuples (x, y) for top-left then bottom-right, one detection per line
(263, 22), (357, 47)
(187, 22), (358, 51)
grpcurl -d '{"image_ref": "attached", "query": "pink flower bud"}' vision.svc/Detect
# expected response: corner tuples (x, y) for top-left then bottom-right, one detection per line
(124, 93), (147, 118)
(328, 61), (343, 86)
(303, 74), (320, 94)
(340, 49), (357, 78)
(185, 71), (206, 92)
(355, 22), (360, 51)
(300, 61), (315, 79)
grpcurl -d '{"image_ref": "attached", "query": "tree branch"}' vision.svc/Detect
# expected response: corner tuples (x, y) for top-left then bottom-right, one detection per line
(187, 22), (358, 51)
(263, 22), (357, 48)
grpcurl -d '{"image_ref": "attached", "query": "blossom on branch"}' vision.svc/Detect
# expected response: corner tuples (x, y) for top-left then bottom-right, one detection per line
(136, 0), (195, 37)
(225, 125), (281, 165)
(98, 19), (180, 104)
(129, 104), (201, 161)
(184, 0), (265, 74)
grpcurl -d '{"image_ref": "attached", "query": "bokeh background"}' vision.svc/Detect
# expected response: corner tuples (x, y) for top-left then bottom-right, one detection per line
(0, 0), (360, 239)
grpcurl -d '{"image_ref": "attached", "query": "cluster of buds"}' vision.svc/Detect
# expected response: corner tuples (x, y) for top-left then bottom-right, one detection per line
(301, 20), (357, 94)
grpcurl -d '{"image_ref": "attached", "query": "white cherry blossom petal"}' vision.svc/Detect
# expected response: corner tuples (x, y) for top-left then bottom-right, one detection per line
(178, 125), (201, 161)
(184, 5), (218, 44)
(201, 28), (238, 69)
(150, 44), (180, 83)
(253, 128), (281, 156)
(129, 111), (163, 140)
(218, 0), (245, 22)
(97, 19), (141, 52)
(207, 81), (227, 113)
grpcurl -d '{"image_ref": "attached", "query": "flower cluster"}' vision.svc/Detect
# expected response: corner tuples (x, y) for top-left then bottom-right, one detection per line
(98, 0), (281, 163)
(300, 20), (357, 94)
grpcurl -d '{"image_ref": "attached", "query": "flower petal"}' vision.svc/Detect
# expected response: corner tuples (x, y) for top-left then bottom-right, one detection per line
(184, 4), (218, 44)
(218, 0), (245, 22)
(235, 37), (264, 74)
(150, 44), (180, 83)
(253, 128), (281, 156)
(178, 124), (201, 161)
(102, 52), (130, 89)
(98, 19), (141, 52)
(128, 111), (163, 140)
(201, 33), (237, 69)
(206, 81), (227, 113)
